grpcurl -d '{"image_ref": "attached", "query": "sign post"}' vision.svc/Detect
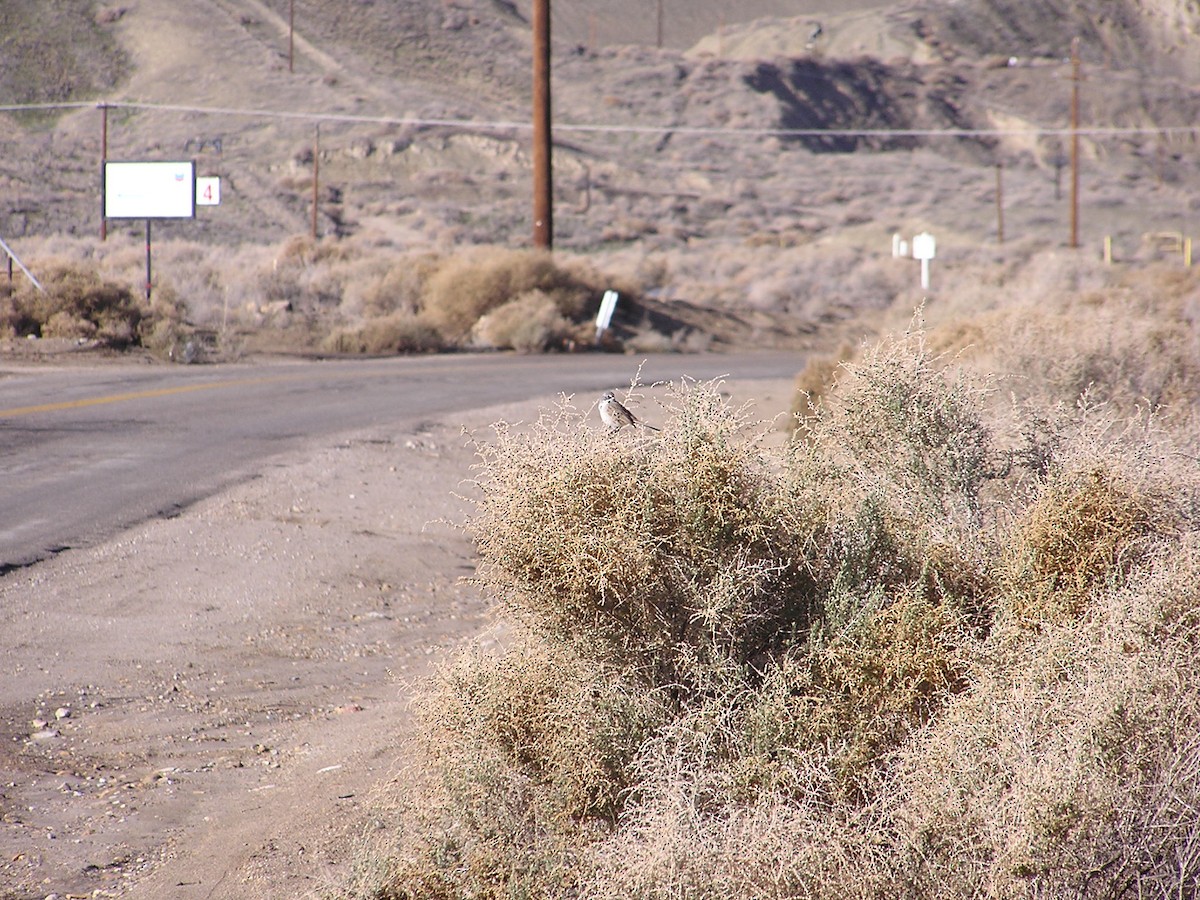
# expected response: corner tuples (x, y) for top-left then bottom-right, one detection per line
(102, 160), (197, 300)
(595, 289), (619, 343)
(912, 231), (936, 290)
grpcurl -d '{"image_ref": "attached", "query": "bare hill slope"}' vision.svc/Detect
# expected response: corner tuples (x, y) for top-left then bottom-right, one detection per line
(3, 0), (1200, 325)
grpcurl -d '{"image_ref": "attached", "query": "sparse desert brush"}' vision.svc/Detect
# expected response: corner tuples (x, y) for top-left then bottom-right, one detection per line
(788, 342), (855, 437)
(368, 358), (1015, 898)
(889, 254), (1200, 419)
(1002, 465), (1166, 625)
(347, 253), (440, 318)
(421, 630), (669, 827)
(804, 321), (996, 526)
(995, 303), (1200, 414)
(469, 381), (822, 695)
(369, 629), (668, 900)
(890, 540), (1200, 900)
(995, 403), (1188, 631)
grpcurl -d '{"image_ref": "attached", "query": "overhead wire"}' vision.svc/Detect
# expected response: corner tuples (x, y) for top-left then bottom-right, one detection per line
(0, 100), (1197, 140)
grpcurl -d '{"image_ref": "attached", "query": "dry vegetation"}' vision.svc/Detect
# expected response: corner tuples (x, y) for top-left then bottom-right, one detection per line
(5, 2), (1200, 896)
(334, 263), (1200, 899)
(0, 235), (672, 359)
(0, 258), (188, 355)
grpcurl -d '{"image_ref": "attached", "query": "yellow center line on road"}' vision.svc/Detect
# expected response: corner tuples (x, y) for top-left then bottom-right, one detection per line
(0, 374), (293, 419)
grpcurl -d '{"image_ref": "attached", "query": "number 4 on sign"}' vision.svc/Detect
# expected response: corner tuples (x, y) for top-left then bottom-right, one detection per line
(196, 176), (221, 206)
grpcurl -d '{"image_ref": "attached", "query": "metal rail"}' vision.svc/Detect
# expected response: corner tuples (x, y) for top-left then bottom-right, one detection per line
(0, 235), (45, 293)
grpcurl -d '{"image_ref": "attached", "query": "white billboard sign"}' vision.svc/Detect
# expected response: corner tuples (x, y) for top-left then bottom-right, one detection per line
(104, 161), (196, 219)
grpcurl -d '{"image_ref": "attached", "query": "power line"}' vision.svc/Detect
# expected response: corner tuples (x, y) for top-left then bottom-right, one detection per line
(0, 100), (1197, 140)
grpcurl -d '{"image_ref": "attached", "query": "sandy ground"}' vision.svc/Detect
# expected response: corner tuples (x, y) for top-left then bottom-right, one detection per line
(0, 377), (795, 900)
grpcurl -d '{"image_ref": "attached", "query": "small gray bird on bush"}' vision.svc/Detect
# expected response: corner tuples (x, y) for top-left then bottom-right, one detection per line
(599, 390), (660, 432)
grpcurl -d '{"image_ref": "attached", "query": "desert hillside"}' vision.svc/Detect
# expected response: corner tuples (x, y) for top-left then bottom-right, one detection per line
(2, 0), (1199, 339)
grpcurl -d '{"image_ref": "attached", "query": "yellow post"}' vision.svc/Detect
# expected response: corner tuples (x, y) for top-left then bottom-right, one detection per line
(1103, 235), (1112, 265)
(1186, 237), (1193, 268)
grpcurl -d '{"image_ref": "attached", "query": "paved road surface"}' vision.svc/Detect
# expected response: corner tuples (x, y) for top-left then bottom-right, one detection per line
(0, 352), (801, 570)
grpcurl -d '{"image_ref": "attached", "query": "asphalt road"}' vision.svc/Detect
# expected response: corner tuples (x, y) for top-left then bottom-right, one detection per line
(0, 351), (802, 570)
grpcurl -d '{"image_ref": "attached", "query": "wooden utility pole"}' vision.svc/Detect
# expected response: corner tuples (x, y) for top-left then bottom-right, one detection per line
(531, 0), (552, 249)
(311, 124), (320, 240)
(995, 162), (1005, 244)
(656, 0), (664, 48)
(1069, 37), (1081, 249)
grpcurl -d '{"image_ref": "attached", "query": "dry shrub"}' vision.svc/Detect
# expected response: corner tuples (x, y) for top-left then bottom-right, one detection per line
(274, 233), (351, 266)
(470, 382), (821, 695)
(323, 312), (443, 354)
(788, 342), (854, 437)
(374, 630), (668, 900)
(899, 255), (1200, 421)
(803, 583), (973, 783)
(368, 361), (998, 898)
(421, 631), (669, 827)
(471, 289), (576, 352)
(0, 261), (183, 351)
(355, 316), (1200, 900)
(2, 236), (638, 358)
(420, 247), (594, 341)
(1003, 465), (1169, 626)
(351, 255), (439, 318)
(799, 323), (1000, 631)
(892, 544), (1200, 900)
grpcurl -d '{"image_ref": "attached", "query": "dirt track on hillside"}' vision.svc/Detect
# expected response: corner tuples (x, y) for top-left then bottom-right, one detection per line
(0, 378), (794, 899)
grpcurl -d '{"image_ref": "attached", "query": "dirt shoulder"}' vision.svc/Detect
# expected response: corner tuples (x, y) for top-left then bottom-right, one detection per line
(0, 378), (796, 899)
(0, 403), (494, 899)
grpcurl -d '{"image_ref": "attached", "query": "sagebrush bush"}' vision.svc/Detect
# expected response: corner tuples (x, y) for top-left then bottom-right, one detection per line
(365, 352), (1016, 898)
(788, 343), (853, 437)
(471, 289), (578, 352)
(419, 247), (596, 342)
(3, 235), (671, 358)
(0, 261), (184, 351)
(471, 383), (823, 697)
(323, 312), (444, 354)
(890, 541), (1200, 900)
(343, 313), (1198, 900)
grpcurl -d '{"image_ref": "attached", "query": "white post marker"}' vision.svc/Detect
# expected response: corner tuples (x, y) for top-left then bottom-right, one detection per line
(595, 289), (619, 342)
(912, 231), (936, 290)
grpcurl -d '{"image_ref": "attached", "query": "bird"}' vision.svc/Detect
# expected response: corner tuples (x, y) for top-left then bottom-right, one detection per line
(598, 390), (660, 432)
